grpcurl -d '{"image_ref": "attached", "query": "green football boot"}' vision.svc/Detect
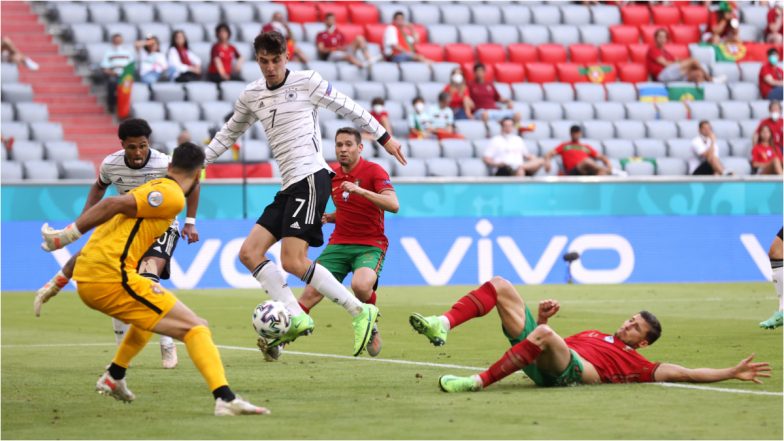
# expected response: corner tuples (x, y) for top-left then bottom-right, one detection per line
(269, 312), (314, 347)
(438, 375), (481, 393)
(409, 313), (448, 346)
(352, 304), (379, 356)
(759, 310), (783, 329)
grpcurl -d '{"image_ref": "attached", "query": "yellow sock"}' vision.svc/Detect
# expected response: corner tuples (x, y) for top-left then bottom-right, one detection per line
(112, 325), (153, 368)
(183, 325), (229, 391)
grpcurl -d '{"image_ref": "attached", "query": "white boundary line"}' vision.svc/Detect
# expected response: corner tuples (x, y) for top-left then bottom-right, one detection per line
(4, 342), (782, 397)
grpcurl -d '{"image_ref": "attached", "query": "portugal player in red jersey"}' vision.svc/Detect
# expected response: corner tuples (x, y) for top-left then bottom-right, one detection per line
(409, 276), (771, 392)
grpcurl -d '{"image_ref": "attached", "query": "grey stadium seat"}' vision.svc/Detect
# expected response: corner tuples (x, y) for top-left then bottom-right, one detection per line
(458, 158), (489, 177)
(459, 25), (490, 45)
(688, 44), (715, 67)
(729, 138), (752, 158)
(711, 63), (740, 83)
(30, 122), (63, 142)
(416, 82), (445, 104)
(431, 62), (460, 83)
(624, 161), (655, 176)
(520, 120), (551, 140)
(532, 102), (564, 121)
(737, 24), (759, 42)
(740, 62), (762, 83)
(1, 63), (18, 83)
(739, 120), (760, 139)
(750, 100), (771, 119)
(15, 103), (49, 123)
(666, 139), (694, 159)
(715, 139), (731, 157)
(242, 140), (270, 162)
(634, 139), (667, 158)
(166, 102), (201, 123)
(583, 121), (615, 140)
(470, 4), (502, 26)
(223, 3), (256, 24)
(131, 83), (150, 104)
(549, 121), (577, 140)
(602, 139), (634, 159)
(502, 5), (531, 25)
(578, 25), (610, 45)
(472, 139), (491, 157)
(52, 3), (88, 24)
(550, 25), (580, 46)
(173, 22), (206, 43)
(590, 5), (621, 25)
(530, 5), (561, 25)
(337, 63), (366, 82)
(1, 84), (34, 102)
(676, 121), (699, 139)
(574, 83), (605, 102)
(149, 121), (181, 146)
(520, 25), (550, 45)
(1, 161), (23, 182)
(219, 81), (246, 101)
(1, 102), (13, 121)
(393, 158), (426, 177)
(644, 121), (678, 141)
(384, 82), (418, 104)
(256, 2), (287, 23)
(409, 4), (441, 24)
(709, 120), (740, 139)
(11, 141), (44, 161)
(139, 23), (171, 46)
(182, 121), (213, 144)
(241, 62), (262, 82)
(384, 101), (404, 120)
(321, 120), (350, 142)
(156, 2), (189, 23)
(719, 101), (751, 121)
(318, 107), (337, 122)
(23, 160), (59, 180)
(561, 5), (591, 25)
(455, 120), (488, 140)
(594, 102), (626, 121)
(132, 102), (165, 121)
(408, 139), (441, 159)
(303, 22), (326, 43)
(625, 102), (657, 121)
(389, 119), (409, 138)
(605, 83), (636, 103)
(655, 157), (688, 175)
(185, 82), (219, 102)
(151, 83), (185, 102)
(426, 158), (459, 177)
(427, 24), (458, 45)
(400, 63), (432, 83)
(614, 120), (645, 140)
(121, 4), (155, 24)
(189, 3), (222, 24)
(741, 5), (769, 27)
(60, 160), (97, 179)
(512, 83), (544, 103)
(512, 102), (532, 120)
(441, 139), (473, 158)
(238, 22), (262, 43)
(655, 102), (688, 121)
(729, 83), (760, 101)
(201, 101), (234, 125)
(44, 141), (79, 161)
(354, 82), (386, 101)
(702, 83), (729, 102)
(441, 3), (472, 25)
(723, 157), (752, 176)
(103, 23), (138, 45)
(686, 101), (720, 120)
(370, 62), (401, 83)
(70, 23), (104, 44)
(489, 25), (520, 45)
(543, 83), (574, 103)
(563, 102), (594, 121)
(3, 122), (30, 140)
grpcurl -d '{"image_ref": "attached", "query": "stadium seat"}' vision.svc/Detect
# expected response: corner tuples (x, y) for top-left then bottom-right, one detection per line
(23, 160), (60, 180)
(627, 44), (649, 64)
(375, 4), (407, 24)
(184, 82), (218, 103)
(738, 24), (760, 42)
(182, 121), (212, 144)
(665, 139), (693, 159)
(530, 5), (561, 25)
(242, 140), (271, 162)
(614, 120), (646, 139)
(364, 23), (386, 46)
(457, 158), (489, 177)
(446, 4), (475, 26)
(30, 123), (63, 143)
(602, 139), (635, 159)
(651, 5), (681, 25)
(723, 157), (752, 176)
(578, 25), (611, 45)
(286, 3), (318, 23)
(201, 101), (233, 125)
(561, 4), (591, 25)
(599, 44), (629, 64)
(624, 160), (655, 176)
(610, 25), (640, 44)
(729, 138), (752, 158)
(60, 160), (97, 179)
(618, 63), (648, 83)
(139, 23), (172, 45)
(574, 83), (605, 102)
(739, 62), (763, 83)
(739, 120), (759, 139)
(519, 121), (551, 140)
(1, 160), (22, 182)
(408, 44), (442, 62)
(477, 44), (506, 64)
(1, 102), (13, 122)
(531, 102), (564, 121)
(488, 25), (520, 46)
(634, 139), (667, 157)
(709, 120), (740, 140)
(149, 121), (181, 146)
(563, 102), (594, 121)
(702, 83), (729, 102)
(69, 23), (104, 44)
(550, 25), (581, 46)
(525, 63), (557, 84)
(347, 3), (378, 25)
(654, 157), (686, 175)
(542, 83), (574, 103)
(583, 121), (615, 140)
(1, 62), (18, 84)
(121, 3), (154, 24)
(426, 158), (459, 177)
(410, 3), (441, 24)
(15, 103), (48, 123)
(221, 3), (255, 24)
(719, 102), (751, 121)
(502, 4), (531, 25)
(688, 44), (715, 67)
(416, 82), (445, 104)
(508, 43), (538, 64)
(749, 100), (771, 119)
(676, 121), (700, 139)
(625, 102), (657, 121)
(520, 25), (550, 45)
(393, 158), (426, 177)
(399, 63), (432, 83)
(590, 4), (621, 25)
(441, 139), (473, 159)
(594, 102), (626, 121)
(155, 2), (188, 23)
(644, 120), (678, 140)
(53, 3), (88, 24)
(620, 5), (651, 26)
(166, 102), (201, 123)
(370, 62), (400, 83)
(1, 84), (34, 103)
(741, 5), (769, 28)
(511, 83), (544, 103)
(555, 63), (585, 84)
(569, 44), (599, 64)
(11, 141), (44, 162)
(4, 122), (30, 141)
(537, 44), (567, 64)
(354, 82), (386, 101)
(657, 101), (690, 121)
(384, 82), (418, 104)
(639, 25), (659, 45)
(492, 63), (524, 84)
(444, 44), (475, 64)
(431, 62), (460, 83)
(664, 43), (690, 61)
(454, 120), (487, 140)
(470, 4), (502, 26)
(132, 102), (165, 121)
(317, 3), (348, 22)
(669, 25), (701, 45)
(679, 4), (709, 26)
(729, 83), (760, 101)
(151, 83), (185, 102)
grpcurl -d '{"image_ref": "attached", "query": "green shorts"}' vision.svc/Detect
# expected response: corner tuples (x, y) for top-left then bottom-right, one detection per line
(316, 244), (385, 283)
(503, 305), (584, 388)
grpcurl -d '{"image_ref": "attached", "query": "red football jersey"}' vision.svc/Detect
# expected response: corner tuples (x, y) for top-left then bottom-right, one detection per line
(329, 158), (394, 251)
(316, 28), (345, 51)
(752, 144), (782, 164)
(565, 330), (660, 384)
(554, 142), (599, 173)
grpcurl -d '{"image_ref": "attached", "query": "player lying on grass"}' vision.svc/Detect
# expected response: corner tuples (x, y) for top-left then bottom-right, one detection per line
(760, 227), (783, 329)
(34, 118), (202, 369)
(39, 143), (268, 416)
(409, 276), (771, 392)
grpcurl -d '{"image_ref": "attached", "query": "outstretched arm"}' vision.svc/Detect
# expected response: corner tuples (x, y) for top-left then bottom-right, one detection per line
(654, 354), (771, 384)
(41, 194), (137, 251)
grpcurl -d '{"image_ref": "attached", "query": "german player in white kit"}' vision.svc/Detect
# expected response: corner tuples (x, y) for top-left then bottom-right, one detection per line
(204, 31), (406, 356)
(34, 118), (201, 369)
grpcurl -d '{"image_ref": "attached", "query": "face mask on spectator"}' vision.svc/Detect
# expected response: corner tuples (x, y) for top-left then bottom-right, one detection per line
(414, 102), (425, 113)
(771, 112), (781, 121)
(451, 74), (463, 84)
(769, 54), (780, 65)
(372, 104), (384, 114)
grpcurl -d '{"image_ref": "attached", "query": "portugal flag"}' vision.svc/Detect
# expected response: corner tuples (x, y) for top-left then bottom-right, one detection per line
(116, 62), (134, 119)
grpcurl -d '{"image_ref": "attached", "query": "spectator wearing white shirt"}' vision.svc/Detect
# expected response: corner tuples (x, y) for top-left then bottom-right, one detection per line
(99, 33), (134, 112)
(691, 120), (727, 175)
(383, 11), (428, 63)
(135, 35), (169, 85)
(167, 30), (202, 82)
(429, 92), (464, 140)
(483, 118), (545, 176)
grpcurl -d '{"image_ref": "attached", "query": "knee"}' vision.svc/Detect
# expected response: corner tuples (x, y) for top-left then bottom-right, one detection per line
(356, 35), (367, 45)
(533, 324), (554, 340)
(351, 281), (373, 301)
(238, 241), (256, 267)
(489, 275), (512, 292)
(281, 257), (307, 277)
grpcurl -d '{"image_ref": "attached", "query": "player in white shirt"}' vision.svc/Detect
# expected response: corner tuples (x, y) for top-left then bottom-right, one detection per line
(690, 120), (728, 175)
(34, 119), (202, 369)
(483, 118), (546, 176)
(205, 31), (406, 357)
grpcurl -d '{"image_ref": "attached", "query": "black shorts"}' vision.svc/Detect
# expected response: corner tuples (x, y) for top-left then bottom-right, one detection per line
(140, 222), (180, 280)
(257, 169), (332, 247)
(692, 161), (715, 175)
(777, 228), (783, 240)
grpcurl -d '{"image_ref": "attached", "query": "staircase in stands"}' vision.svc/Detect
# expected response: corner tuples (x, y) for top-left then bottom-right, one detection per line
(1, 1), (116, 168)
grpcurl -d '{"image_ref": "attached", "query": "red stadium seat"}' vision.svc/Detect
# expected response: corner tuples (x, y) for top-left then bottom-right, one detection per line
(610, 25), (640, 44)
(336, 24), (365, 44)
(476, 43), (506, 64)
(569, 44), (599, 64)
(537, 44), (567, 64)
(556, 63), (587, 83)
(618, 63), (649, 82)
(508, 43), (538, 64)
(286, 3), (318, 23)
(445, 43), (475, 64)
(414, 43), (444, 62)
(524, 63), (557, 84)
(628, 44), (649, 64)
(461, 62), (494, 83)
(664, 43), (689, 61)
(411, 24), (428, 43)
(317, 3), (349, 22)
(651, 6), (681, 26)
(493, 62), (525, 83)
(620, 5), (651, 26)
(599, 44), (629, 63)
(744, 43), (782, 62)
(669, 25), (701, 45)
(364, 24), (386, 45)
(639, 25), (660, 45)
(348, 3), (380, 25)
(679, 4), (709, 26)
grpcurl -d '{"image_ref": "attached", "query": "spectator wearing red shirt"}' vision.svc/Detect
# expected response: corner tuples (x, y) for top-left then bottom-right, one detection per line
(648, 29), (710, 82)
(443, 67), (474, 120)
(704, 6), (738, 44)
(765, 4), (783, 45)
(543, 125), (611, 175)
(754, 101), (783, 149)
(316, 13), (373, 68)
(207, 23), (243, 83)
(752, 125), (783, 175)
(759, 48), (783, 100)
(365, 97), (393, 141)
(468, 63), (521, 125)
(262, 12), (309, 63)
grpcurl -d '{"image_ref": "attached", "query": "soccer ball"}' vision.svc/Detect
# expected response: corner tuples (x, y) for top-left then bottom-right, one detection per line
(251, 300), (291, 340)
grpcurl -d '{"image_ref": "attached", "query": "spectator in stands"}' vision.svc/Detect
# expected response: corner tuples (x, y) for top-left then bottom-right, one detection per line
(99, 33), (134, 112)
(751, 125), (783, 175)
(167, 30), (202, 83)
(1, 37), (38, 71)
(369, 97), (393, 137)
(262, 12), (309, 63)
(691, 120), (728, 176)
(754, 101), (783, 149)
(134, 35), (169, 85)
(543, 125), (612, 176)
(759, 48), (783, 101)
(443, 67), (473, 120)
(765, 3), (783, 45)
(408, 96), (435, 139)
(383, 11), (429, 63)
(648, 29), (711, 83)
(483, 118), (544, 177)
(177, 129), (192, 146)
(207, 23), (243, 83)
(316, 12), (374, 68)
(704, 5), (738, 44)
(429, 92), (464, 140)
(469, 63), (521, 125)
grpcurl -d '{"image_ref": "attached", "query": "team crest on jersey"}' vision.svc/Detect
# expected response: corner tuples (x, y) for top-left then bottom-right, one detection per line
(147, 191), (163, 207)
(285, 87), (297, 102)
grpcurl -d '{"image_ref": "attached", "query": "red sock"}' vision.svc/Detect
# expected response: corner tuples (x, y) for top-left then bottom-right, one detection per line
(298, 301), (310, 314)
(443, 281), (498, 329)
(366, 291), (377, 305)
(479, 339), (542, 388)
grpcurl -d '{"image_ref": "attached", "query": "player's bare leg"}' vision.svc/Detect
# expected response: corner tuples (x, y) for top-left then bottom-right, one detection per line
(138, 255), (178, 368)
(761, 232), (783, 329)
(34, 251), (79, 317)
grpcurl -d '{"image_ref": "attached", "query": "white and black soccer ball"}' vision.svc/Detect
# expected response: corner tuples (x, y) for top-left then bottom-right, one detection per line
(251, 300), (291, 339)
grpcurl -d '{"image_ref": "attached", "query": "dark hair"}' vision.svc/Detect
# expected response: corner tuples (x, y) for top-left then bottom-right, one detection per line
(570, 124), (582, 134)
(371, 97), (385, 106)
(639, 310), (662, 345)
(170, 29), (188, 50)
(473, 62), (485, 72)
(111, 33), (122, 40)
(215, 23), (231, 39)
(411, 96), (424, 105)
(500, 117), (514, 125)
(118, 118), (152, 140)
(437, 91), (450, 102)
(393, 11), (404, 20)
(254, 31), (287, 55)
(698, 120), (710, 129)
(768, 48), (778, 57)
(654, 27), (668, 37)
(325, 12), (335, 19)
(335, 127), (361, 144)
(171, 142), (206, 173)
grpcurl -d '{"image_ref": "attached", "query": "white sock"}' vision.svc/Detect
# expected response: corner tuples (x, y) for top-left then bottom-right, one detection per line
(439, 315), (451, 331)
(307, 263), (363, 316)
(159, 335), (174, 346)
(254, 261), (304, 316)
(773, 265), (783, 310)
(471, 374), (483, 388)
(112, 318), (129, 345)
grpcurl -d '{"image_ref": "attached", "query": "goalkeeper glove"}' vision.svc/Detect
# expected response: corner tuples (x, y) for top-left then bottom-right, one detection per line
(40, 223), (82, 252)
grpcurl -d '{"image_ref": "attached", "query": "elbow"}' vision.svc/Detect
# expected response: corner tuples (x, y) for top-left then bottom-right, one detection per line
(389, 204), (400, 214)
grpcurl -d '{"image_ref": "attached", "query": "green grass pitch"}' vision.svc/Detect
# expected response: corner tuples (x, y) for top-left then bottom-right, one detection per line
(2, 282), (782, 439)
